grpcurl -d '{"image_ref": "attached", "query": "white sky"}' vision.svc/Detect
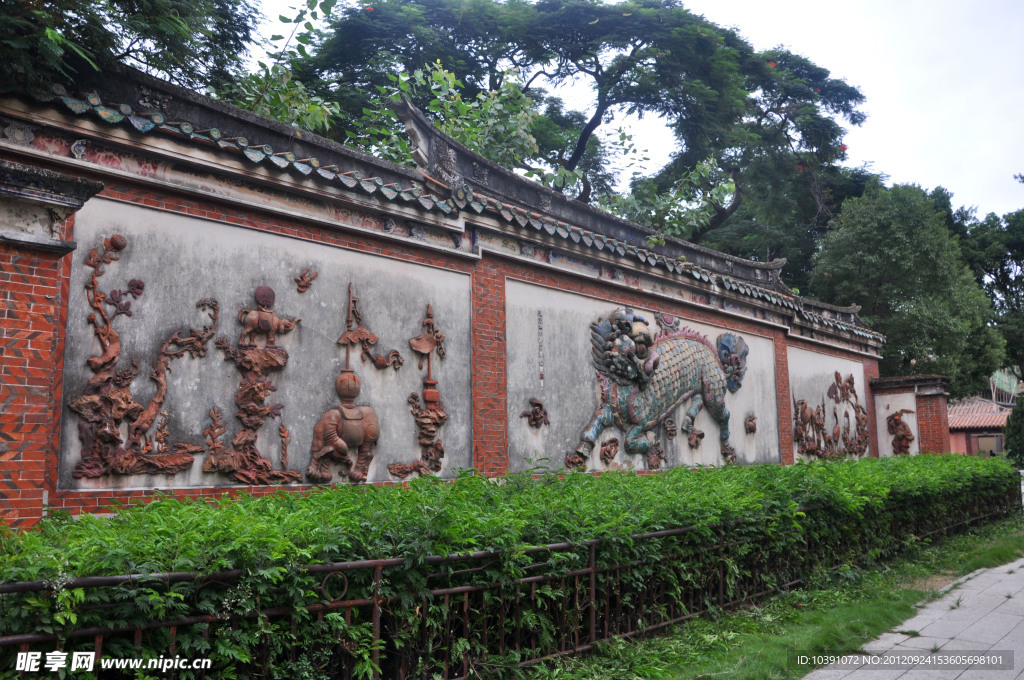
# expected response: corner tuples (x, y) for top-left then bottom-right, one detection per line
(257, 0), (1024, 218)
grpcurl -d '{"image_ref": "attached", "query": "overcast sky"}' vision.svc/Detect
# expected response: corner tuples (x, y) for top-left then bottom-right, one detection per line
(681, 0), (1024, 218)
(258, 0), (1024, 218)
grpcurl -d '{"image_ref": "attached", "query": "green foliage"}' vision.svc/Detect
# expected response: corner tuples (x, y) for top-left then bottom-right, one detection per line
(810, 183), (1005, 397)
(0, 0), (260, 91)
(217, 62), (341, 133)
(301, 0), (864, 241)
(213, 0), (344, 133)
(957, 206), (1024, 380)
(601, 157), (736, 246)
(1006, 394), (1024, 468)
(347, 62), (540, 171)
(0, 456), (1017, 677)
(535, 513), (1024, 679)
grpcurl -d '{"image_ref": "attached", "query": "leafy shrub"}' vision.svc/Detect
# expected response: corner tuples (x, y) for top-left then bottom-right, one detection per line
(0, 456), (1018, 678)
(1007, 394), (1024, 468)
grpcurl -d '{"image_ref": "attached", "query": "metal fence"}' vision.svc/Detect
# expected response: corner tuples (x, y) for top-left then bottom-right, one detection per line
(2, 488), (1020, 679)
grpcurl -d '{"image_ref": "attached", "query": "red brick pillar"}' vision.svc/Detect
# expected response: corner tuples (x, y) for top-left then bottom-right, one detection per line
(915, 389), (951, 453)
(0, 160), (103, 526)
(773, 332), (794, 464)
(470, 258), (508, 475)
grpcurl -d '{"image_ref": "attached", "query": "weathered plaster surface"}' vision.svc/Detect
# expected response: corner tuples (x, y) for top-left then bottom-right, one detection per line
(504, 280), (780, 472)
(59, 198), (473, 489)
(787, 346), (869, 461)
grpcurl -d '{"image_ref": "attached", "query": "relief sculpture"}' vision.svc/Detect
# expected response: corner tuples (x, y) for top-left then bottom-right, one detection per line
(519, 398), (549, 428)
(307, 284), (383, 483)
(205, 286), (302, 484)
(567, 309), (749, 470)
(388, 305), (448, 478)
(794, 371), (869, 458)
(70, 235), (219, 478)
(887, 409), (915, 455)
(306, 371), (380, 483)
(337, 283), (403, 371)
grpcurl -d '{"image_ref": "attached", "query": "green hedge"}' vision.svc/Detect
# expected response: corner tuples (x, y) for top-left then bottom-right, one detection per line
(0, 455), (1019, 679)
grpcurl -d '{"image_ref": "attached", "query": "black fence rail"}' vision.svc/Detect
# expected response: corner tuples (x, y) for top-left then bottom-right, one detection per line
(2, 487), (1020, 679)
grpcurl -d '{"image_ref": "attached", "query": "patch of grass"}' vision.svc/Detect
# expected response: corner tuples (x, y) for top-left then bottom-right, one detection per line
(952, 535), (1024, 574)
(528, 513), (1024, 680)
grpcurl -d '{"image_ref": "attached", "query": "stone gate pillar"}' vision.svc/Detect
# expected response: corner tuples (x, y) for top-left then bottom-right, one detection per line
(0, 160), (103, 525)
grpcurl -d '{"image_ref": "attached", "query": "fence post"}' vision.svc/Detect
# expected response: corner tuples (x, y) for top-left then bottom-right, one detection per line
(588, 542), (597, 645)
(372, 564), (382, 680)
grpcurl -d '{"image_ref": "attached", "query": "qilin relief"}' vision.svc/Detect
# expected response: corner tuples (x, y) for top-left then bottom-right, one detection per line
(568, 309), (749, 471)
(388, 305), (448, 479)
(71, 235), (219, 478)
(793, 371), (869, 459)
(205, 285), (302, 484)
(307, 283), (383, 484)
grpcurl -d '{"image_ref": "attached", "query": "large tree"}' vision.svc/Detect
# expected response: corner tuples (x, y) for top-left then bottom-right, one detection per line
(809, 183), (1004, 397)
(301, 0), (865, 271)
(960, 209), (1024, 380)
(0, 0), (260, 91)
(927, 180), (1024, 380)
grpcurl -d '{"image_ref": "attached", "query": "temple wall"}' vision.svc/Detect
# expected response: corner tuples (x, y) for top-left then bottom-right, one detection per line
(0, 72), (898, 525)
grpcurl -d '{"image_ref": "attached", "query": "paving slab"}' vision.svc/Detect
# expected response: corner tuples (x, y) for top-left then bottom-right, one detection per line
(802, 561), (1024, 680)
(957, 613), (1024, 645)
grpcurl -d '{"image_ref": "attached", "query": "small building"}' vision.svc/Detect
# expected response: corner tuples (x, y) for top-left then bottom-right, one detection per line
(949, 397), (1013, 456)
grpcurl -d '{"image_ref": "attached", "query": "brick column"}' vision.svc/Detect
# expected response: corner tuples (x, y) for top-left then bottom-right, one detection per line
(915, 390), (951, 453)
(470, 259), (508, 475)
(0, 161), (103, 526)
(773, 332), (794, 464)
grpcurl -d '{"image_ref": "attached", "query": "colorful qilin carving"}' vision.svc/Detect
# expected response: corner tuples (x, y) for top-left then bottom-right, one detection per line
(206, 286), (302, 484)
(307, 284), (383, 484)
(887, 409), (915, 455)
(70, 235), (219, 478)
(388, 305), (448, 479)
(568, 309), (749, 470)
(794, 371), (870, 459)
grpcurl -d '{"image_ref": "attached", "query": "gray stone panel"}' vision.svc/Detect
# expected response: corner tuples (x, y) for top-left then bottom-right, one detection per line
(505, 280), (780, 472)
(59, 199), (472, 489)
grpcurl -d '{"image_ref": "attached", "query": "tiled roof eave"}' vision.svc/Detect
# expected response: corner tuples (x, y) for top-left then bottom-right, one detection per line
(25, 84), (460, 220)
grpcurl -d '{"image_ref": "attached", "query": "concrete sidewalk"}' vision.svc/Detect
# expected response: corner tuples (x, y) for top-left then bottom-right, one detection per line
(803, 558), (1024, 679)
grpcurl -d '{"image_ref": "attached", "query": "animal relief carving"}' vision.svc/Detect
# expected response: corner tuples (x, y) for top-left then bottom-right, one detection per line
(794, 372), (869, 459)
(568, 309), (748, 470)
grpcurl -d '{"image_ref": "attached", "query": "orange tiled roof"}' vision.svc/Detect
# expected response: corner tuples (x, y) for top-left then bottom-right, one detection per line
(948, 397), (1012, 431)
